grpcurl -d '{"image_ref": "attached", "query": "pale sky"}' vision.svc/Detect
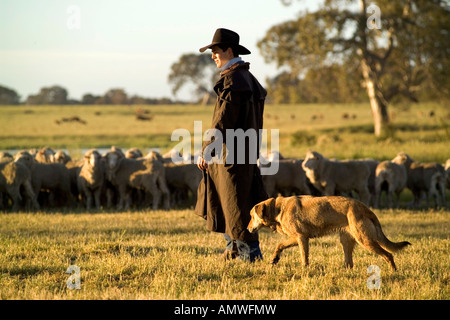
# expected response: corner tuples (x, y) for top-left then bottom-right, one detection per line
(0, 0), (319, 102)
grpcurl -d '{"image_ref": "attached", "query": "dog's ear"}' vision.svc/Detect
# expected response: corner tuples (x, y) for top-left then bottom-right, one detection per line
(254, 198), (275, 219)
(254, 203), (266, 219)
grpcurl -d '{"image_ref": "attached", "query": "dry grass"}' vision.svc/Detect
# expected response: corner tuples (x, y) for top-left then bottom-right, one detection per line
(0, 209), (448, 300)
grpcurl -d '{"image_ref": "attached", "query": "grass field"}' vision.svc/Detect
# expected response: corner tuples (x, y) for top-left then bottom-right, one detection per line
(0, 102), (449, 300)
(0, 209), (448, 300)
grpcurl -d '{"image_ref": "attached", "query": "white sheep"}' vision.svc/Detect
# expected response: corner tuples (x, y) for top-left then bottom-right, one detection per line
(0, 152), (13, 163)
(445, 159), (450, 190)
(392, 152), (446, 208)
(302, 151), (371, 205)
(261, 159), (311, 197)
(374, 160), (407, 208)
(78, 149), (105, 210)
(0, 160), (39, 211)
(14, 151), (75, 208)
(34, 147), (55, 163)
(125, 147), (143, 159)
(104, 149), (170, 210)
(53, 150), (72, 164)
(164, 162), (202, 207)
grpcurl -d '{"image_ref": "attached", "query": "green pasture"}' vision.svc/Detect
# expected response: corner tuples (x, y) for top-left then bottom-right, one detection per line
(0, 102), (448, 162)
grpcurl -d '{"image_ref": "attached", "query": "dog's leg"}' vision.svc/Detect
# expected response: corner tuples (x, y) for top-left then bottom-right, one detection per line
(354, 235), (397, 271)
(297, 235), (310, 267)
(271, 237), (298, 265)
(339, 231), (356, 268)
(370, 242), (397, 271)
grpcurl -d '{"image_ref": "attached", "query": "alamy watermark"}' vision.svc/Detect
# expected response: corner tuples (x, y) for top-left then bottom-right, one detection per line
(366, 265), (381, 289)
(171, 121), (280, 175)
(66, 265), (81, 290)
(67, 5), (81, 30)
(367, 4), (381, 30)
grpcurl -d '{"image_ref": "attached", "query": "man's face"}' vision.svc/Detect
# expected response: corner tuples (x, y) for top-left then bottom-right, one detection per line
(211, 45), (233, 69)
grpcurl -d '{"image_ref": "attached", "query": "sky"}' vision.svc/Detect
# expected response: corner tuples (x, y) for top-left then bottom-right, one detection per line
(0, 0), (319, 102)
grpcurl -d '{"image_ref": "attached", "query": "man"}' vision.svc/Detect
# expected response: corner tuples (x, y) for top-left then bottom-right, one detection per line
(195, 28), (268, 262)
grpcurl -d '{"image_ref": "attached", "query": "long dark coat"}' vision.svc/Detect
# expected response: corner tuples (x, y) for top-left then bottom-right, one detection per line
(195, 62), (268, 242)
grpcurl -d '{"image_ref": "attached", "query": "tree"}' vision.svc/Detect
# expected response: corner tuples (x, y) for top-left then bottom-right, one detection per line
(104, 88), (128, 105)
(81, 93), (99, 104)
(266, 71), (301, 104)
(258, 0), (450, 136)
(26, 85), (68, 105)
(0, 85), (20, 105)
(168, 53), (219, 104)
(267, 62), (367, 104)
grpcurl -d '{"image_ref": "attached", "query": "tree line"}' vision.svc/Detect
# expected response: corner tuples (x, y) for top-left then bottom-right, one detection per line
(0, 85), (184, 106)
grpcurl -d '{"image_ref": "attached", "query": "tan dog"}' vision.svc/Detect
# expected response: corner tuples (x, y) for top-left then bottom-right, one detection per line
(248, 196), (411, 270)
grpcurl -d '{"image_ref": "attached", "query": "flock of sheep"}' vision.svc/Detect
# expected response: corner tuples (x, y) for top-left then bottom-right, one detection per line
(300, 151), (448, 209)
(0, 146), (449, 212)
(0, 147), (200, 212)
(260, 150), (448, 210)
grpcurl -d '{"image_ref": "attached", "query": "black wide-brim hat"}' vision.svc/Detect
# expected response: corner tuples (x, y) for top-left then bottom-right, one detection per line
(199, 28), (251, 55)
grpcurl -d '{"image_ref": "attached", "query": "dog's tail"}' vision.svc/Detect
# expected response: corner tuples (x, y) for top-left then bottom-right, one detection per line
(372, 216), (411, 253)
(379, 236), (411, 253)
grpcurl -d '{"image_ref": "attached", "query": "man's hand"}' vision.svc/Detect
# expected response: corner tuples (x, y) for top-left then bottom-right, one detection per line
(197, 156), (208, 171)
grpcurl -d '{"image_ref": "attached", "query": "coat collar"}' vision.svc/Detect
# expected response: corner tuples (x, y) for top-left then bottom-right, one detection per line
(220, 61), (249, 76)
(220, 57), (243, 72)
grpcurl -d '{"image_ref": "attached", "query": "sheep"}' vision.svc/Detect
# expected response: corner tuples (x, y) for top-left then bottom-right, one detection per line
(0, 152), (13, 163)
(102, 147), (126, 209)
(34, 147), (55, 163)
(302, 151), (371, 205)
(334, 158), (378, 206)
(125, 148), (143, 159)
(264, 150), (285, 162)
(14, 151), (75, 208)
(392, 152), (446, 208)
(0, 160), (39, 211)
(65, 159), (83, 206)
(374, 160), (407, 208)
(445, 159), (450, 190)
(260, 159), (311, 197)
(341, 158), (378, 206)
(53, 150), (72, 164)
(162, 149), (201, 165)
(163, 149), (182, 162)
(0, 154), (13, 208)
(357, 159), (379, 205)
(145, 150), (164, 161)
(104, 149), (170, 210)
(163, 162), (202, 207)
(109, 146), (125, 158)
(77, 149), (105, 210)
(161, 149), (184, 164)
